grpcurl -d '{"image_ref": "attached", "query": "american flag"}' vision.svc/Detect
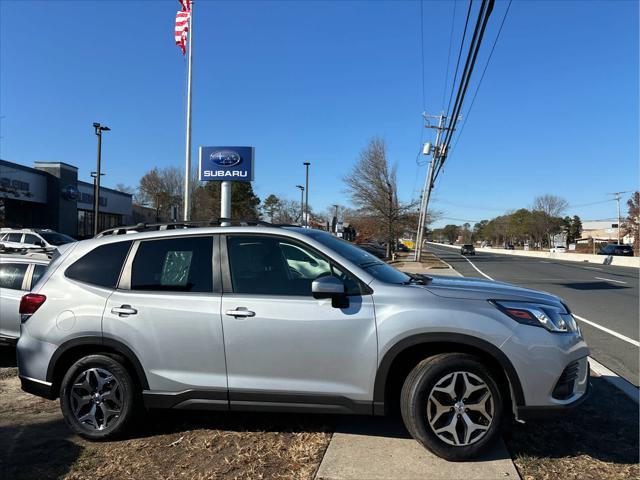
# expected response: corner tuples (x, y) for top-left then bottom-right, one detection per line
(175, 0), (192, 55)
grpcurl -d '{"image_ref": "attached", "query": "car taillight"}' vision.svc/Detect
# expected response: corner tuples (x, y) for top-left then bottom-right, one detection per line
(19, 294), (47, 316)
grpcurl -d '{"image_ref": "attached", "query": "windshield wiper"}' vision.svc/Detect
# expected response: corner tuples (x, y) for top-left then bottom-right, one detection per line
(402, 273), (432, 285)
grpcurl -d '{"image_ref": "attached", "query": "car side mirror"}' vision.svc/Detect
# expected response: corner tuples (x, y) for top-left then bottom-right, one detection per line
(312, 275), (349, 308)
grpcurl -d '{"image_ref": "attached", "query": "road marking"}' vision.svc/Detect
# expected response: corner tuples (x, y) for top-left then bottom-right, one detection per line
(589, 356), (639, 403)
(583, 266), (603, 271)
(573, 314), (640, 347)
(539, 261), (551, 264)
(460, 255), (494, 280)
(594, 276), (627, 285)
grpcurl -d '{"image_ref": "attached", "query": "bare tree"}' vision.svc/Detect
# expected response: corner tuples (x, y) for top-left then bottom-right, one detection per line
(344, 137), (415, 258)
(531, 194), (568, 247)
(138, 167), (183, 220)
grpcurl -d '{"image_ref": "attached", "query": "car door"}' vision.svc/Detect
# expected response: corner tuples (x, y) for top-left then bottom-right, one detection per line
(0, 261), (30, 340)
(103, 234), (228, 403)
(221, 234), (377, 414)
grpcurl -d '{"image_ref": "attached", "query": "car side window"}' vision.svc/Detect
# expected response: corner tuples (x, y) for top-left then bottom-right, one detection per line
(24, 234), (42, 245)
(8, 233), (22, 242)
(66, 241), (132, 288)
(0, 263), (28, 290)
(130, 236), (213, 293)
(227, 235), (361, 296)
(31, 264), (47, 289)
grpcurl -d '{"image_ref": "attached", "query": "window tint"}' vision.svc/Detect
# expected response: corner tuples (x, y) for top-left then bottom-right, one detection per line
(66, 241), (132, 288)
(0, 263), (28, 290)
(227, 235), (361, 296)
(8, 233), (22, 242)
(23, 234), (41, 245)
(39, 231), (75, 246)
(131, 236), (213, 292)
(31, 264), (47, 288)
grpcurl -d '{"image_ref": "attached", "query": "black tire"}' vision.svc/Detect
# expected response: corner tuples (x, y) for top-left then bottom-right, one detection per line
(400, 353), (503, 461)
(60, 354), (136, 440)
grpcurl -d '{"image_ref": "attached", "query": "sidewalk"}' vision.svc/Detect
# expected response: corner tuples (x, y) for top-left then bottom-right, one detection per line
(315, 417), (519, 480)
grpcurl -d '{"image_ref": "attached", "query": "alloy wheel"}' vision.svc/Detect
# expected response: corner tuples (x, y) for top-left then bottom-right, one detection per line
(426, 371), (494, 446)
(70, 367), (123, 431)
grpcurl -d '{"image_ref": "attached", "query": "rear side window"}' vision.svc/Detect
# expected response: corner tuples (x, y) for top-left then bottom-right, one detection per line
(7, 233), (22, 242)
(31, 264), (47, 289)
(0, 263), (28, 290)
(130, 236), (213, 292)
(65, 241), (132, 288)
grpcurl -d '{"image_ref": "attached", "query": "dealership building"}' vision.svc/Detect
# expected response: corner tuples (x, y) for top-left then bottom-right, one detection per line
(0, 159), (133, 238)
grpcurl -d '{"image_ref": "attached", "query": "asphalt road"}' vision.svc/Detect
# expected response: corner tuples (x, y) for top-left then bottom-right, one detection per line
(426, 243), (640, 386)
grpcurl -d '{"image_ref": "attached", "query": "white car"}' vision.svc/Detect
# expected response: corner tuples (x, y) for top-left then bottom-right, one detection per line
(550, 246), (567, 253)
(0, 252), (50, 344)
(0, 228), (76, 251)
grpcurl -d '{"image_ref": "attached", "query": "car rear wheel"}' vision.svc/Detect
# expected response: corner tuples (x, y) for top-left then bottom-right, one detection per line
(400, 353), (503, 461)
(60, 354), (136, 440)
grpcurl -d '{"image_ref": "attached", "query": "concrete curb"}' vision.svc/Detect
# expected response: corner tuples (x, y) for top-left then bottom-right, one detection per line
(589, 357), (639, 404)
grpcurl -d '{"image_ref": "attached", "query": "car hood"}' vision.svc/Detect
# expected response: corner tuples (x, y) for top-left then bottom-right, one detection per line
(423, 274), (564, 306)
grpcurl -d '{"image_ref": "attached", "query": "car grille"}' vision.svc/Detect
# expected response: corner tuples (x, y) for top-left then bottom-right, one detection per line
(552, 360), (580, 400)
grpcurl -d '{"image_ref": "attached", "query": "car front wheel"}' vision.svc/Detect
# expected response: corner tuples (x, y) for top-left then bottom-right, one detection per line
(400, 353), (503, 461)
(60, 354), (136, 440)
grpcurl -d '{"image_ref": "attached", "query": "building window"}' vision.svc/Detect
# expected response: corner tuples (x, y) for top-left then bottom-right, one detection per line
(78, 209), (123, 238)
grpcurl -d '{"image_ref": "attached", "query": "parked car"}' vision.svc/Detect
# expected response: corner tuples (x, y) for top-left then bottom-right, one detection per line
(359, 242), (386, 259)
(550, 245), (567, 253)
(0, 252), (51, 345)
(460, 244), (476, 255)
(17, 222), (589, 461)
(0, 228), (76, 250)
(505, 244), (515, 250)
(396, 242), (411, 253)
(598, 244), (634, 256)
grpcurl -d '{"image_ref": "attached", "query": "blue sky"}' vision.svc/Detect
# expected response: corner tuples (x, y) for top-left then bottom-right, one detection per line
(1, 0), (637, 227)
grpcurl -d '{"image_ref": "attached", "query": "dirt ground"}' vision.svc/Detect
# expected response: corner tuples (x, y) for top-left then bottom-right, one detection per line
(506, 375), (639, 480)
(0, 349), (332, 480)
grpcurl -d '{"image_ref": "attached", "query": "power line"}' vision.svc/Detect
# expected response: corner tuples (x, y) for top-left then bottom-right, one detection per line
(420, 0), (426, 111)
(452, 0), (512, 150)
(439, 0), (495, 175)
(445, 0), (474, 119)
(441, 0), (458, 110)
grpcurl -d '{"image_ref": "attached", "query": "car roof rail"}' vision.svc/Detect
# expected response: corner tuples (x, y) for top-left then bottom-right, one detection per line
(96, 218), (278, 237)
(0, 245), (55, 259)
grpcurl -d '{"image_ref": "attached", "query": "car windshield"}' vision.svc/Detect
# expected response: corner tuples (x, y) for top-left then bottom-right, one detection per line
(463, 245), (473, 248)
(38, 231), (76, 246)
(303, 230), (411, 284)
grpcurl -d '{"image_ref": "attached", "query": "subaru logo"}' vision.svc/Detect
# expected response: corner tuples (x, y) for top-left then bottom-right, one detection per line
(210, 150), (242, 167)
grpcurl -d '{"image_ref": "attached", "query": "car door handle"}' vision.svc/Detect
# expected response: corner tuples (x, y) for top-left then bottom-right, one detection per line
(111, 305), (138, 316)
(225, 308), (255, 318)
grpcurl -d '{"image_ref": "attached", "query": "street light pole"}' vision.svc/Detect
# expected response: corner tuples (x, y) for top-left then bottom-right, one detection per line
(303, 162), (310, 227)
(296, 185), (305, 226)
(92, 122), (110, 236)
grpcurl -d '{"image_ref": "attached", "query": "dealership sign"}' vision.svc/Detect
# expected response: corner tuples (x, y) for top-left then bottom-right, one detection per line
(199, 146), (254, 182)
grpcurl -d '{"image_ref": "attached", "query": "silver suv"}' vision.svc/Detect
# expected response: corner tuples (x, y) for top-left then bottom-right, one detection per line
(17, 223), (589, 460)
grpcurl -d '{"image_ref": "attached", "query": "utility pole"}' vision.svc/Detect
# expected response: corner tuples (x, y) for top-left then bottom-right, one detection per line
(296, 185), (305, 225)
(608, 191), (628, 244)
(92, 122), (110, 236)
(303, 162), (310, 227)
(414, 114), (447, 261)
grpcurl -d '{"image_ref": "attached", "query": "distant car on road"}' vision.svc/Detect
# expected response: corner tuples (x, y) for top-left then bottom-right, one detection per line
(460, 244), (476, 255)
(505, 244), (515, 250)
(550, 245), (567, 253)
(598, 244), (634, 256)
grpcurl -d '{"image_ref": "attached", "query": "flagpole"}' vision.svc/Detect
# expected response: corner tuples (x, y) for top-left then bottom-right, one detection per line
(182, 1), (194, 221)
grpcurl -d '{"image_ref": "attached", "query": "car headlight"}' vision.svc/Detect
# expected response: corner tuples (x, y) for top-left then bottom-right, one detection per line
(489, 300), (579, 333)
